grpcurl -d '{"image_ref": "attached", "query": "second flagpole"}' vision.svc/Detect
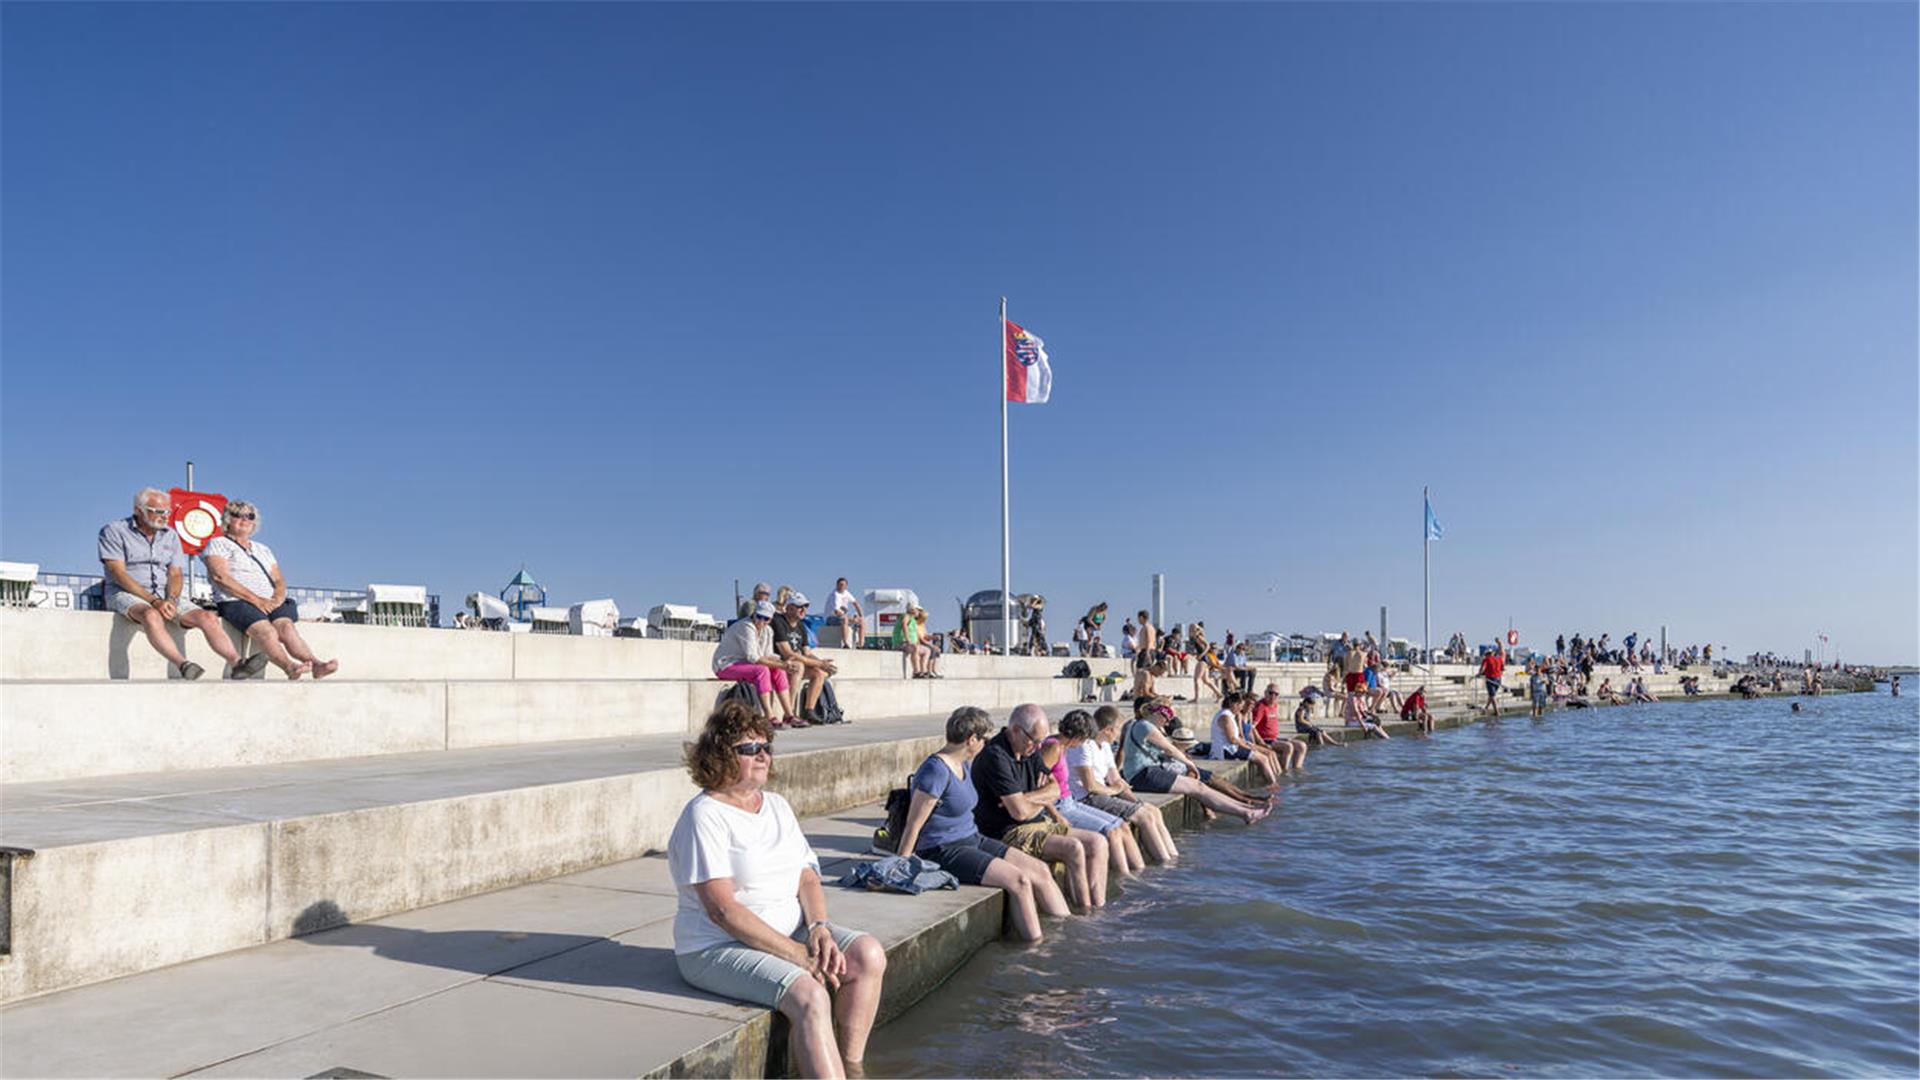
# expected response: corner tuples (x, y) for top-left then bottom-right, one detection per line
(1000, 297), (1012, 656)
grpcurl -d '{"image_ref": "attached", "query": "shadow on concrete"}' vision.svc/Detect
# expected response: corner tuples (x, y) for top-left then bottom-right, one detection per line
(289, 900), (741, 1008)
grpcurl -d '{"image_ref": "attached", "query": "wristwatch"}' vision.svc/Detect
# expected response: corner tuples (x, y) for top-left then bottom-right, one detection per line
(806, 919), (830, 933)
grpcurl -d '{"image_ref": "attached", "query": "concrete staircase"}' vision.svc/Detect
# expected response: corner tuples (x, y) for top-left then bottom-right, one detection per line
(0, 609), (1731, 1017)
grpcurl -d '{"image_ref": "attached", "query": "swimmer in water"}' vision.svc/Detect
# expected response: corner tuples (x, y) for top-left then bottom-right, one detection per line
(1790, 702), (1802, 713)
(1893, 675), (1901, 697)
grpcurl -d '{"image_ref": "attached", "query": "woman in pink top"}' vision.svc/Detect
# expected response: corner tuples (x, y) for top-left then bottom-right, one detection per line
(1039, 712), (1146, 878)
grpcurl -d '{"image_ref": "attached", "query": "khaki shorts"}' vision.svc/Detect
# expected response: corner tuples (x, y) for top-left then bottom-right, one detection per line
(109, 590), (202, 626)
(1000, 819), (1069, 858)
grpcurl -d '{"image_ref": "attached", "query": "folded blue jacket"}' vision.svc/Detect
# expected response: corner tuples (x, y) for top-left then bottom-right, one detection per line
(835, 854), (958, 895)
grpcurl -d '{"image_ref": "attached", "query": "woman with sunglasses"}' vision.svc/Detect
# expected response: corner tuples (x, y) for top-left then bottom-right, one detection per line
(892, 706), (1067, 943)
(669, 702), (884, 1079)
(203, 500), (339, 679)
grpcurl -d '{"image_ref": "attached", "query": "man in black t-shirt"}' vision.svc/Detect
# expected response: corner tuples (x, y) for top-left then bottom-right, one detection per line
(970, 704), (1110, 909)
(770, 592), (841, 725)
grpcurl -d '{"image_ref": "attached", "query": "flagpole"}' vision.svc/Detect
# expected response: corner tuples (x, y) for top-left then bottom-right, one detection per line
(1423, 486), (1432, 681)
(1000, 297), (1012, 657)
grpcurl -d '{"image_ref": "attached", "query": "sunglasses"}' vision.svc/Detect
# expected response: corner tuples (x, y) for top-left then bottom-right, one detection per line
(230, 512), (257, 521)
(732, 741), (773, 757)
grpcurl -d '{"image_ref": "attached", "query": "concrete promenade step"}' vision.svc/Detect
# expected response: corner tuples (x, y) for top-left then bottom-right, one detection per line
(0, 702), (1137, 1004)
(0, 673), (1106, 784)
(0, 763), (1261, 1079)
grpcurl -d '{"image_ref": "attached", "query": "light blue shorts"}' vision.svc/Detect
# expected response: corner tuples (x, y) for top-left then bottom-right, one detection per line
(1057, 797), (1125, 835)
(676, 921), (869, 1009)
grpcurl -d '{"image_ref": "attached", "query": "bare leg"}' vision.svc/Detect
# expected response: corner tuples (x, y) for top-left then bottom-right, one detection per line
(132, 607), (190, 667)
(1135, 805), (1178, 862)
(833, 935), (886, 1067)
(1041, 834), (1091, 908)
(803, 668), (826, 713)
(1112, 826), (1144, 875)
(1006, 849), (1070, 917)
(181, 610), (242, 665)
(1076, 830), (1109, 905)
(274, 620), (337, 677)
(1173, 776), (1266, 823)
(777, 977), (843, 1080)
(982, 859), (1043, 941)
(246, 621), (305, 677)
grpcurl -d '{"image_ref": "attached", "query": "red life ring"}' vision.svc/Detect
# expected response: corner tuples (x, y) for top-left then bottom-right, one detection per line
(1506, 629), (1520, 647)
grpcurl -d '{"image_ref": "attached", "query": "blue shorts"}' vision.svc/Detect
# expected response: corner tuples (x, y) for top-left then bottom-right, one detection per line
(1057, 797), (1124, 835)
(1213, 746), (1252, 761)
(916, 833), (1008, 886)
(217, 599), (299, 633)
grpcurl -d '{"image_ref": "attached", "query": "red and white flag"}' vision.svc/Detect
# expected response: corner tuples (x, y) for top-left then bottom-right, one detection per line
(1004, 320), (1052, 404)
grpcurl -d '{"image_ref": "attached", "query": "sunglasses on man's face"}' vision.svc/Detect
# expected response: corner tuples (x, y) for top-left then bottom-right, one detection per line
(230, 512), (257, 521)
(733, 741), (773, 757)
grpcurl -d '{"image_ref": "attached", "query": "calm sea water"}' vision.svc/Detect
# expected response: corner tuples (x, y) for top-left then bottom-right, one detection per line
(868, 693), (1919, 1077)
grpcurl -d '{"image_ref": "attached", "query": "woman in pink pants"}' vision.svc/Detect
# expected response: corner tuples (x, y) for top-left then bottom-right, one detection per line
(712, 600), (803, 727)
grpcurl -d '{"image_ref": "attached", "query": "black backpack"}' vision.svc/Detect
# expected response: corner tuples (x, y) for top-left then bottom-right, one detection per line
(719, 681), (759, 709)
(879, 783), (913, 853)
(1061, 659), (1091, 678)
(814, 679), (846, 724)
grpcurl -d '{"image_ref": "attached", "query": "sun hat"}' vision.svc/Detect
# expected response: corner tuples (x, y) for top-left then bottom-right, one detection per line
(752, 601), (776, 619)
(786, 592), (809, 607)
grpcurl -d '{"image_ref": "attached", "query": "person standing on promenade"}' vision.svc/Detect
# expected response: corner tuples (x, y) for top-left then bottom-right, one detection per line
(669, 702), (884, 1079)
(98, 487), (249, 680)
(973, 705), (1109, 909)
(827, 578), (864, 649)
(1556, 633), (1566, 658)
(1135, 609), (1158, 666)
(1479, 645), (1507, 716)
(894, 706), (1065, 942)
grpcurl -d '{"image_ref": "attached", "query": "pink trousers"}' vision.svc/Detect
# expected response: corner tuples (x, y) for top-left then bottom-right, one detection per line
(716, 662), (789, 695)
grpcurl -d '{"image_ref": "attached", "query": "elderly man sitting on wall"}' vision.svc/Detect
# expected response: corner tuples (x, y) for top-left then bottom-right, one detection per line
(97, 487), (254, 680)
(970, 704), (1110, 911)
(771, 592), (844, 725)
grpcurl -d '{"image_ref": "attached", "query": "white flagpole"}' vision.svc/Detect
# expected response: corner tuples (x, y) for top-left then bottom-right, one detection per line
(1000, 297), (1012, 657)
(1423, 485), (1432, 681)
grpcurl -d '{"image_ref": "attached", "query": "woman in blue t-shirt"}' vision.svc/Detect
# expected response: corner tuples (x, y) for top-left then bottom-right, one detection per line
(894, 706), (1068, 942)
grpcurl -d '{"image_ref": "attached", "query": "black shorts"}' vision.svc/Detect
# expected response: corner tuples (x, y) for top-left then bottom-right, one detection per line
(217, 599), (299, 633)
(1127, 765), (1184, 794)
(918, 834), (1009, 886)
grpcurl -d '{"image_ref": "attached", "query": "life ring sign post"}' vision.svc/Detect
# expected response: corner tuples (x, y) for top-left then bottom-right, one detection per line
(1507, 628), (1521, 652)
(169, 489), (227, 554)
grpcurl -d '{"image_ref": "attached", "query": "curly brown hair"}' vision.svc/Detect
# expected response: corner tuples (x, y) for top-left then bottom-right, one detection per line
(684, 701), (775, 791)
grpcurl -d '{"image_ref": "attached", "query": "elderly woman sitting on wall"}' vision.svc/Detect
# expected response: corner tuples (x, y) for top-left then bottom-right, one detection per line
(669, 702), (886, 1079)
(203, 500), (338, 680)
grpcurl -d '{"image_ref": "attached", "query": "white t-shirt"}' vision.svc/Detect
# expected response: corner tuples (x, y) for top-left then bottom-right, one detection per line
(205, 536), (278, 603)
(1207, 709), (1239, 759)
(830, 589), (860, 615)
(1064, 740), (1118, 800)
(668, 790), (820, 955)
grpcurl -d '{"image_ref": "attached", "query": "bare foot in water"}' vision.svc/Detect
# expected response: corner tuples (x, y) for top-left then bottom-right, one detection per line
(1243, 804), (1271, 825)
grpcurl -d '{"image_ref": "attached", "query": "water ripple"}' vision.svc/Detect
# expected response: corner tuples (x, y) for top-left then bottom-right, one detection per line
(869, 694), (1920, 1077)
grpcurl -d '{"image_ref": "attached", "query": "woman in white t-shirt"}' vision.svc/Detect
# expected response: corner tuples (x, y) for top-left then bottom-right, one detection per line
(202, 500), (338, 680)
(669, 702), (884, 1079)
(1061, 708), (1178, 865)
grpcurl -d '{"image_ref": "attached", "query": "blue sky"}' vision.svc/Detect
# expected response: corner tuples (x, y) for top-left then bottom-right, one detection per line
(4, 2), (1914, 662)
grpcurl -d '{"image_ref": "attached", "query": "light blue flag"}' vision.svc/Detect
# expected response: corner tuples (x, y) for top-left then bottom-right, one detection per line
(1424, 496), (1444, 541)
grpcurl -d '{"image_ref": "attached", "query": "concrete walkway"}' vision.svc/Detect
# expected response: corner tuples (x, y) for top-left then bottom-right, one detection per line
(0, 801), (995, 1078)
